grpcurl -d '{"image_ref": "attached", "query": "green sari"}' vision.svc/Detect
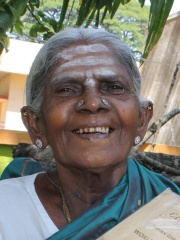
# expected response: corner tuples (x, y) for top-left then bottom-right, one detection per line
(1, 158), (180, 239)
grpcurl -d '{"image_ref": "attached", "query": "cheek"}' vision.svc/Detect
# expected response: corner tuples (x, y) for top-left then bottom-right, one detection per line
(42, 103), (71, 134)
(117, 101), (140, 129)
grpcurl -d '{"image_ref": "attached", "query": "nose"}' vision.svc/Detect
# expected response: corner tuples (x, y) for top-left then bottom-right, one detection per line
(75, 94), (110, 113)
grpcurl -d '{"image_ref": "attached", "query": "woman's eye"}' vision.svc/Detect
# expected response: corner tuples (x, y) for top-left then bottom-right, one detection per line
(55, 87), (77, 96)
(54, 84), (82, 98)
(59, 88), (73, 92)
(107, 84), (125, 94)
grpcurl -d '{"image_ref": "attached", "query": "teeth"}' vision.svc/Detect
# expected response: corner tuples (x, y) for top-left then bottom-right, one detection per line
(89, 127), (94, 133)
(96, 127), (101, 132)
(84, 128), (88, 133)
(102, 127), (106, 133)
(75, 127), (110, 134)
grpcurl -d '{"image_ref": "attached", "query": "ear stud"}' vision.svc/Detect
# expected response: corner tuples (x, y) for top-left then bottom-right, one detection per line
(134, 136), (141, 145)
(36, 139), (43, 149)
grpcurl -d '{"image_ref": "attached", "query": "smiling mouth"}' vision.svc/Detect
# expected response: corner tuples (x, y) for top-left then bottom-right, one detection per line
(73, 127), (113, 134)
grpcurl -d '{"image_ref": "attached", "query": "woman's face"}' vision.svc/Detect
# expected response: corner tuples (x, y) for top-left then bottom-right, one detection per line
(39, 43), (144, 170)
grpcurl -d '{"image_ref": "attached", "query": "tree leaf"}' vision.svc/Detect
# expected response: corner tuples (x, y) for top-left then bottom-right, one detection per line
(97, 0), (107, 10)
(29, 0), (40, 8)
(36, 11), (50, 24)
(120, 0), (131, 4)
(137, 0), (146, 7)
(110, 0), (121, 19)
(28, 2), (34, 12)
(85, 8), (96, 27)
(95, 8), (100, 27)
(0, 30), (10, 54)
(48, 19), (58, 32)
(0, 10), (12, 29)
(141, 0), (174, 63)
(43, 31), (54, 40)
(100, 6), (108, 23)
(14, 18), (23, 35)
(76, 0), (95, 26)
(106, 0), (113, 12)
(58, 0), (70, 29)
(9, 0), (28, 21)
(29, 23), (48, 37)
(37, 10), (45, 18)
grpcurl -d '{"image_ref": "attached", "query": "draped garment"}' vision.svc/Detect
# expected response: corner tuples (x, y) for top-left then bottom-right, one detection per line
(1, 158), (180, 239)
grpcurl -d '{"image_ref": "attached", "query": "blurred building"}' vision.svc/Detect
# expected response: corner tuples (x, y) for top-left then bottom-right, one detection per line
(140, 11), (180, 147)
(0, 40), (42, 174)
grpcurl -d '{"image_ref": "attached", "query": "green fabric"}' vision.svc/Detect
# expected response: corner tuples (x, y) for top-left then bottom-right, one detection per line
(1, 158), (179, 239)
(1, 158), (44, 178)
(47, 160), (180, 240)
(1, 157), (55, 179)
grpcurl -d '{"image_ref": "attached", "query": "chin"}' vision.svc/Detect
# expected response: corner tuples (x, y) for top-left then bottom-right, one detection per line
(74, 156), (127, 172)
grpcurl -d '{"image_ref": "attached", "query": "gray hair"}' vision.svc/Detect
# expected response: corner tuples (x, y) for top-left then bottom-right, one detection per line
(26, 28), (142, 115)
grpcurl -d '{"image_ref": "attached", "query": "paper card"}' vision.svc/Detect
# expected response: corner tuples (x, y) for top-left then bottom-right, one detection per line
(98, 189), (180, 240)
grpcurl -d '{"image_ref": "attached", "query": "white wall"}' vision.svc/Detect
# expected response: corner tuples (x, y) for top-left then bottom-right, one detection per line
(0, 39), (43, 131)
(0, 39), (42, 75)
(5, 74), (26, 131)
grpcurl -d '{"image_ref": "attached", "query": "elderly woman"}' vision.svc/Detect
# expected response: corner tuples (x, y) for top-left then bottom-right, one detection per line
(0, 28), (179, 239)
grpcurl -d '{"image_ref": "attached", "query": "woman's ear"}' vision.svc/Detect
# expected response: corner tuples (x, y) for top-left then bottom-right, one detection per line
(21, 106), (48, 149)
(136, 101), (153, 141)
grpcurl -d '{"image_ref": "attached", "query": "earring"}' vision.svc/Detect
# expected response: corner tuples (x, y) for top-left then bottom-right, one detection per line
(77, 100), (85, 107)
(102, 99), (109, 106)
(147, 101), (153, 110)
(134, 136), (141, 145)
(36, 139), (43, 149)
(23, 112), (27, 116)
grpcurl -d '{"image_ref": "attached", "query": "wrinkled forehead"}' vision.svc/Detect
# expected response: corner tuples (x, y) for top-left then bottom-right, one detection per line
(49, 43), (130, 80)
(49, 43), (133, 89)
(59, 43), (111, 61)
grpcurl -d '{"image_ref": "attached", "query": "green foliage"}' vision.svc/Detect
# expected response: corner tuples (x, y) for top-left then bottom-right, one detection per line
(0, 0), (174, 62)
(12, 0), (148, 55)
(142, 0), (174, 63)
(0, 0), (28, 53)
(102, 0), (149, 54)
(110, 0), (129, 18)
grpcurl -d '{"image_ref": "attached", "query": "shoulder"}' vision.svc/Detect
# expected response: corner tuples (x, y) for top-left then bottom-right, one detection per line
(1, 157), (55, 180)
(1, 157), (43, 179)
(0, 174), (39, 226)
(0, 173), (39, 192)
(0, 173), (58, 239)
(0, 173), (40, 217)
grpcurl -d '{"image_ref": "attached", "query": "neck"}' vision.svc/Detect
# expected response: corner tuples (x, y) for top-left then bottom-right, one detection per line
(54, 161), (127, 211)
